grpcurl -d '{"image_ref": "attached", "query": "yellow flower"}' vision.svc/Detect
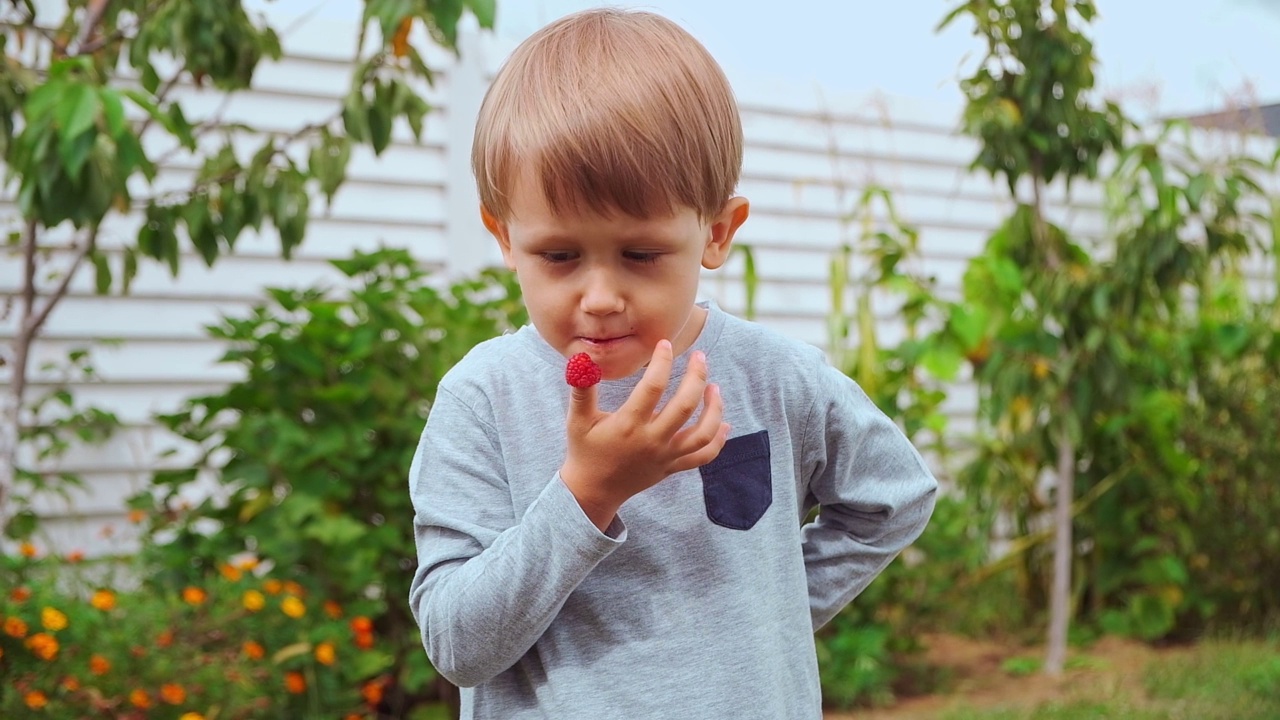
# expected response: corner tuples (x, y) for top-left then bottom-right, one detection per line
(90, 589), (117, 611)
(315, 641), (336, 666)
(160, 683), (186, 705)
(219, 563), (243, 582)
(20, 542), (37, 558)
(41, 607), (68, 632)
(4, 616), (28, 638)
(24, 690), (48, 709)
(90, 654), (111, 675)
(281, 595), (306, 619)
(26, 632), (60, 661)
(182, 587), (207, 606)
(1031, 357), (1052, 380)
(242, 590), (266, 612)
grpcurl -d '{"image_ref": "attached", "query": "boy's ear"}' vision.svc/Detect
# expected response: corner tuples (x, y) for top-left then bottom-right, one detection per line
(702, 196), (750, 270)
(480, 205), (516, 270)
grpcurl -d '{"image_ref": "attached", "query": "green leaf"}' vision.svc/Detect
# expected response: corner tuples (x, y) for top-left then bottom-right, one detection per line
(99, 88), (127, 137)
(56, 84), (101, 139)
(921, 344), (964, 381)
(92, 251), (112, 294)
(465, 0), (496, 28)
(122, 247), (138, 295)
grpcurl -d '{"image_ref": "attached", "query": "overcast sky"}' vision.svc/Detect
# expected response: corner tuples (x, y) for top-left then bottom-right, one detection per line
(261, 0), (1280, 120)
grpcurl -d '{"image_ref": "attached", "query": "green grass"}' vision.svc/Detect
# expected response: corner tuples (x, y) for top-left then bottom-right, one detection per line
(939, 640), (1280, 720)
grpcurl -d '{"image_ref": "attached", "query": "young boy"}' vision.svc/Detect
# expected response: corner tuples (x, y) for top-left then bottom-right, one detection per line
(408, 8), (938, 718)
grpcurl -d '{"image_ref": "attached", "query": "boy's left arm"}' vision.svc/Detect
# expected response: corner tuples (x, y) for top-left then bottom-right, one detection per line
(799, 362), (939, 631)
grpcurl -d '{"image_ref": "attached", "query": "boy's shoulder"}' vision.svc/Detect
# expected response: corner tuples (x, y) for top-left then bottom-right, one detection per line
(436, 329), (537, 399)
(713, 309), (828, 372)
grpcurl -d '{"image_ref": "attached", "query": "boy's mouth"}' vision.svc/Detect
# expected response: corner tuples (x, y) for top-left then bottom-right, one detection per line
(580, 335), (630, 347)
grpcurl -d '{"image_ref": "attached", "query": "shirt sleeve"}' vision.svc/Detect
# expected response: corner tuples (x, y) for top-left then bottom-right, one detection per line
(407, 385), (626, 688)
(799, 362), (938, 631)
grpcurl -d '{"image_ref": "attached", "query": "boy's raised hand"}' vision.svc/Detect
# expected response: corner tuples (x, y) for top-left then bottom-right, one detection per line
(560, 340), (731, 531)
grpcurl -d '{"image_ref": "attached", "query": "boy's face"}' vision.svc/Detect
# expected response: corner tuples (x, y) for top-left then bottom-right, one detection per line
(483, 172), (749, 380)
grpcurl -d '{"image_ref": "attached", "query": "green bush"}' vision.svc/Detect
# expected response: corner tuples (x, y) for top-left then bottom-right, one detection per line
(1, 549), (392, 718)
(817, 494), (1000, 708)
(131, 248), (526, 714)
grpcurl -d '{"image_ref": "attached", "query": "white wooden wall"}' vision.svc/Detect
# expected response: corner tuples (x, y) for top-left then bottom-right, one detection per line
(2, 9), (1276, 556)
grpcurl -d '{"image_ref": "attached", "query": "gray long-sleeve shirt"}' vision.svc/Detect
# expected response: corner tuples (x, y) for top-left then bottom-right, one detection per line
(408, 302), (938, 719)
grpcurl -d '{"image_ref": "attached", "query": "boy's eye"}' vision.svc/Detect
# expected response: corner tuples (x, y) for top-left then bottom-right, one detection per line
(624, 251), (660, 265)
(538, 251), (576, 264)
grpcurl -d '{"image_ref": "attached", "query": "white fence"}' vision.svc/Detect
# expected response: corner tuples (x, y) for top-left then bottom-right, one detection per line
(1, 9), (1276, 556)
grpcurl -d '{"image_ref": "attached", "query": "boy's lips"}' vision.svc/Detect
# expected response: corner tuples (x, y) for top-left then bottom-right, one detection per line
(579, 335), (631, 347)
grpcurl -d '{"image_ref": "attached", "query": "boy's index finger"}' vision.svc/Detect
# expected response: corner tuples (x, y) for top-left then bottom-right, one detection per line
(625, 339), (674, 418)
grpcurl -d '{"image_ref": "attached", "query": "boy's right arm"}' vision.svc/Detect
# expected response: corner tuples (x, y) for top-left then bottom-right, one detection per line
(409, 342), (728, 688)
(408, 384), (625, 689)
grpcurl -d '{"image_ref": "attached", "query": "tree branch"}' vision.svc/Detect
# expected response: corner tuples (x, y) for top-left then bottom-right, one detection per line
(71, 0), (112, 55)
(22, 227), (100, 343)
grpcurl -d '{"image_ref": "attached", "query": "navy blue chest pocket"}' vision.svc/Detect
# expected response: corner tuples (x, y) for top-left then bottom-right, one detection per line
(699, 429), (772, 530)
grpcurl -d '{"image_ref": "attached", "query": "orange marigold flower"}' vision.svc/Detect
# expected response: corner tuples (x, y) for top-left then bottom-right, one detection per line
(242, 640), (266, 660)
(283, 581), (305, 597)
(66, 550), (85, 563)
(263, 579), (284, 595)
(24, 690), (48, 709)
(157, 629), (174, 648)
(284, 671), (306, 694)
(129, 688), (152, 708)
(127, 509), (146, 524)
(61, 676), (81, 691)
(90, 589), (117, 611)
(41, 607), (68, 632)
(10, 586), (32, 602)
(314, 641), (336, 666)
(344, 715), (364, 720)
(90, 654), (111, 675)
(26, 632), (59, 661)
(130, 645), (146, 658)
(160, 683), (186, 704)
(324, 600), (343, 619)
(280, 596), (305, 619)
(219, 563), (242, 582)
(20, 542), (37, 558)
(179, 714), (207, 720)
(355, 631), (375, 650)
(350, 616), (373, 634)
(181, 587), (207, 606)
(4, 616), (29, 638)
(361, 679), (384, 705)
(242, 590), (265, 612)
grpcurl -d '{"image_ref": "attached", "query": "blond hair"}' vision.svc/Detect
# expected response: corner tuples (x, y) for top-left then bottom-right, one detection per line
(472, 8), (743, 222)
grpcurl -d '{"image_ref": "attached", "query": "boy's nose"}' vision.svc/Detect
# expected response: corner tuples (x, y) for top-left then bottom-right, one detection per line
(579, 271), (624, 315)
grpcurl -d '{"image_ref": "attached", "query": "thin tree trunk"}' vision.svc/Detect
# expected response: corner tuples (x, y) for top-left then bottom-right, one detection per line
(1028, 168), (1073, 676)
(2, 225), (96, 525)
(1045, 410), (1074, 675)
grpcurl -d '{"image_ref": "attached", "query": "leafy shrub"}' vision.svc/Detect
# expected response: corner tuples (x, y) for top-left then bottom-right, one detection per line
(1, 549), (393, 718)
(817, 494), (999, 708)
(130, 248), (526, 713)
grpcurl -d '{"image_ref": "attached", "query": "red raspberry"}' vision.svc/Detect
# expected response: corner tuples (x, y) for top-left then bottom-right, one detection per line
(564, 353), (602, 388)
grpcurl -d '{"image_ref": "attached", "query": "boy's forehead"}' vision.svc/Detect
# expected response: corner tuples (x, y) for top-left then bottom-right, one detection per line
(506, 167), (690, 227)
